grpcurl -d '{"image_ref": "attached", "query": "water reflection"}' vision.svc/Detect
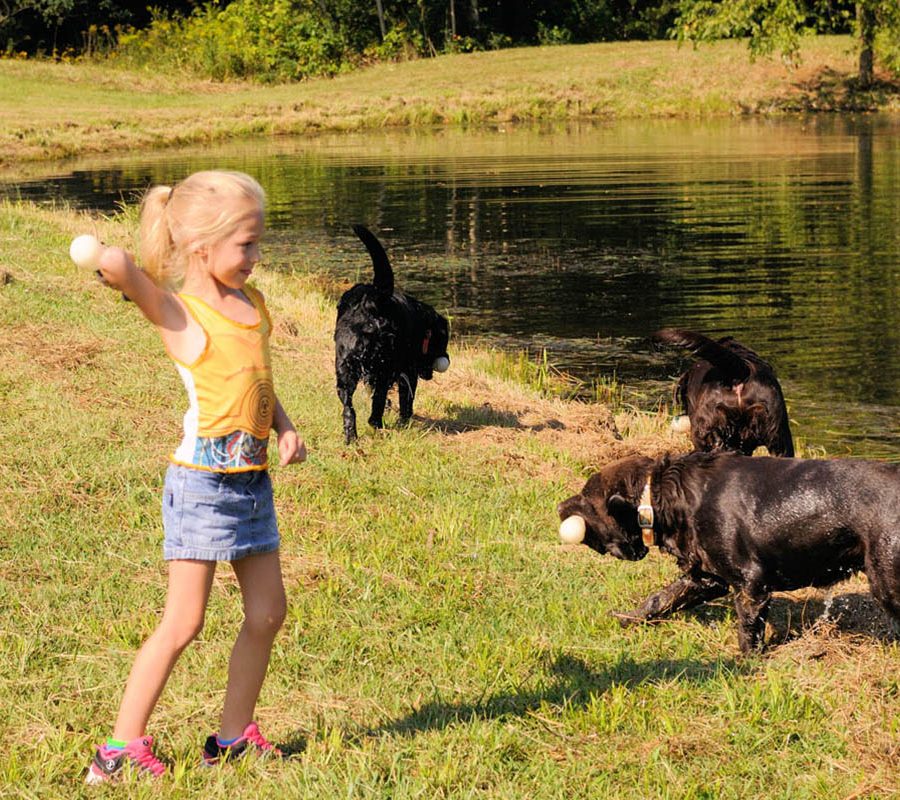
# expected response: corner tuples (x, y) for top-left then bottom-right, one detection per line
(4, 118), (898, 457)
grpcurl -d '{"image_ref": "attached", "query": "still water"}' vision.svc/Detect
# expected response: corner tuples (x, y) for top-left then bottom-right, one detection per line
(5, 118), (899, 457)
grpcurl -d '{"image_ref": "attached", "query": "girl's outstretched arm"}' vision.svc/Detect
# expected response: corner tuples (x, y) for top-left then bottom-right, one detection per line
(273, 397), (306, 466)
(96, 247), (203, 363)
(96, 247), (185, 330)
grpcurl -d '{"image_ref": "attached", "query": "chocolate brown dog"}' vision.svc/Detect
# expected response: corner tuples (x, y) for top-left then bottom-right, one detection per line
(653, 328), (794, 457)
(557, 452), (900, 652)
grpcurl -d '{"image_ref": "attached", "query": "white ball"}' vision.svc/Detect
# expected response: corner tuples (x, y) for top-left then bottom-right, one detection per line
(69, 234), (103, 269)
(559, 515), (586, 544)
(670, 415), (692, 434)
(433, 356), (450, 373)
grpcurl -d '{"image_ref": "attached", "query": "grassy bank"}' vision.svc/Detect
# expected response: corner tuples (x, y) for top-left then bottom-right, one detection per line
(2, 36), (899, 169)
(1, 202), (898, 798)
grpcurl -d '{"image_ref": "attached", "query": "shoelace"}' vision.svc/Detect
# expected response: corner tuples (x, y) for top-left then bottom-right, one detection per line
(130, 740), (166, 776)
(245, 724), (280, 754)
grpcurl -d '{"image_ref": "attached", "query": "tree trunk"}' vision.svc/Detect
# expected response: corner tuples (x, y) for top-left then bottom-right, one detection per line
(450, 0), (457, 38)
(417, 0), (437, 55)
(375, 0), (386, 39)
(857, 2), (876, 88)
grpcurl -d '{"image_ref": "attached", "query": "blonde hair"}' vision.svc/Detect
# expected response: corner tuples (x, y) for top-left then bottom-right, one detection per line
(139, 170), (265, 287)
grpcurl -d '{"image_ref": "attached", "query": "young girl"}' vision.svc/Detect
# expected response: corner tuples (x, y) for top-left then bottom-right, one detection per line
(85, 170), (306, 783)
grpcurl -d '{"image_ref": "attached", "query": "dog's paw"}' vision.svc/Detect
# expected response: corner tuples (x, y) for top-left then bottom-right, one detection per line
(611, 610), (649, 628)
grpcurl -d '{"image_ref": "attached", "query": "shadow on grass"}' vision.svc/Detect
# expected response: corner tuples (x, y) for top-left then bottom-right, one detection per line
(617, 589), (899, 648)
(356, 397), (563, 434)
(769, 590), (900, 645)
(279, 735), (309, 758)
(421, 403), (581, 434)
(276, 594), (897, 751)
(769, 67), (900, 112)
(366, 651), (743, 739)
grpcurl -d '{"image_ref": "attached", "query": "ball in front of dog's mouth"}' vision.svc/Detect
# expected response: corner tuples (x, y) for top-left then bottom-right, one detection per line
(433, 356), (450, 373)
(559, 515), (586, 544)
(670, 414), (691, 434)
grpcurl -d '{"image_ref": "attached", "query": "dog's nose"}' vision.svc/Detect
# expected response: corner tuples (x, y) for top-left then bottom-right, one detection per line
(557, 495), (583, 520)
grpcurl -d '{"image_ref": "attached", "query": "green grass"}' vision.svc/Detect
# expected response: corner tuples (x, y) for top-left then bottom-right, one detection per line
(1, 202), (898, 799)
(2, 36), (897, 170)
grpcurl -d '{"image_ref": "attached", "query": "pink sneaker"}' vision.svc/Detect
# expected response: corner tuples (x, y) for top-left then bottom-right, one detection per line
(85, 736), (166, 784)
(201, 721), (284, 765)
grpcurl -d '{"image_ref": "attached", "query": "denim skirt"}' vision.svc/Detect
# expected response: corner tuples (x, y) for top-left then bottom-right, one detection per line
(162, 464), (280, 561)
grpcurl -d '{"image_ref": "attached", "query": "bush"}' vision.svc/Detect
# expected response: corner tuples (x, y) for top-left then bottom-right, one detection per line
(536, 23), (572, 45)
(444, 34), (480, 53)
(365, 22), (425, 63)
(873, 3), (900, 75)
(115, 0), (348, 82)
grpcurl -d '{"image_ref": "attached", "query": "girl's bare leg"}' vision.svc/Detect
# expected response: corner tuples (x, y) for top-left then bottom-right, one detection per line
(112, 559), (216, 741)
(218, 550), (286, 739)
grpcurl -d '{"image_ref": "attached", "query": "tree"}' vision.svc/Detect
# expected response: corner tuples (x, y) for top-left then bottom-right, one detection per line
(673, 0), (900, 88)
(374, 0), (385, 38)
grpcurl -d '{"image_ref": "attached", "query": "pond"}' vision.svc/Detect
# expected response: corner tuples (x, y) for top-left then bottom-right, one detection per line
(5, 117), (899, 458)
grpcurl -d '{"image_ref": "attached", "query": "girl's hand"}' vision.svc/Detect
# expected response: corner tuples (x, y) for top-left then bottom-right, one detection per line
(96, 246), (135, 292)
(277, 428), (307, 466)
(273, 398), (305, 466)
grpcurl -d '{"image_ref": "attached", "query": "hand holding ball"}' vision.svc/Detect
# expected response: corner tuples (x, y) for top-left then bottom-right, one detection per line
(69, 234), (104, 270)
(559, 515), (586, 544)
(433, 356), (450, 373)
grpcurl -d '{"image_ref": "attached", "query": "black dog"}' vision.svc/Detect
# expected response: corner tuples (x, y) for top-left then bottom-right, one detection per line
(557, 452), (900, 652)
(653, 328), (794, 457)
(334, 225), (450, 443)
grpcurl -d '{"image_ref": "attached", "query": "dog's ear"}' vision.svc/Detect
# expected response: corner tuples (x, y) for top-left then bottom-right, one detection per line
(607, 493), (636, 526)
(558, 493), (590, 521)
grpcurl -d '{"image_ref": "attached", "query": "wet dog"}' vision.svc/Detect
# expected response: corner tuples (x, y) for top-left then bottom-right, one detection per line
(334, 225), (450, 443)
(557, 451), (900, 652)
(653, 328), (794, 456)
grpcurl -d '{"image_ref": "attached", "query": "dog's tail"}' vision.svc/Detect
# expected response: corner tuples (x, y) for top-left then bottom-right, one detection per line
(352, 224), (394, 296)
(652, 328), (752, 384)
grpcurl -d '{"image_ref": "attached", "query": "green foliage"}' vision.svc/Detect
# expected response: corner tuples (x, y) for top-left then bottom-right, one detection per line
(364, 22), (425, 62)
(623, 0), (682, 39)
(0, 1), (192, 55)
(674, 0), (900, 76)
(871, 0), (900, 73)
(4, 1), (684, 75)
(445, 33), (479, 53)
(673, 0), (809, 65)
(536, 22), (574, 46)
(116, 1), (349, 82)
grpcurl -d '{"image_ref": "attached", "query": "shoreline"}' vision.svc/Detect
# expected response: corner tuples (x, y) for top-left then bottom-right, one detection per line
(2, 36), (898, 170)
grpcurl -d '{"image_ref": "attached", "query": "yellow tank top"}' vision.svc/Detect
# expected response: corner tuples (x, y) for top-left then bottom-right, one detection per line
(170, 286), (275, 472)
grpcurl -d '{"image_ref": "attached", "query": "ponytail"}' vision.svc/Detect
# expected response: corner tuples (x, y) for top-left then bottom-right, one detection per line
(139, 185), (178, 287)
